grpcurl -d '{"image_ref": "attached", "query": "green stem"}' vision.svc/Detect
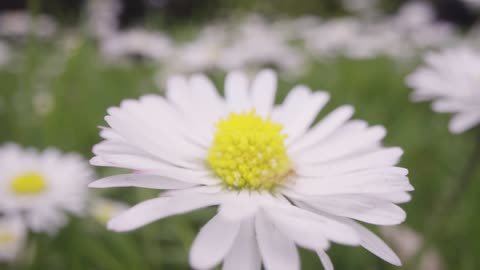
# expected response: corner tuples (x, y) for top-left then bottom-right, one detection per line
(405, 127), (480, 269)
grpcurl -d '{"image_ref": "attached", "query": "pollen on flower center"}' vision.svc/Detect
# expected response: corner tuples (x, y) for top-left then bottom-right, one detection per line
(207, 110), (292, 190)
(10, 173), (47, 195)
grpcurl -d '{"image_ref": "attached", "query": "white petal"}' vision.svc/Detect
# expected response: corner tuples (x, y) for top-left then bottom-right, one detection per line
(289, 105), (354, 153)
(449, 112), (480, 134)
(265, 202), (360, 246)
(107, 193), (224, 232)
(222, 219), (261, 270)
(88, 174), (197, 189)
(264, 208), (330, 250)
(218, 199), (259, 222)
(283, 90), (330, 145)
(255, 212), (300, 270)
(190, 214), (241, 270)
(251, 69), (277, 118)
(300, 195), (406, 225)
(272, 85), (310, 123)
(225, 70), (250, 112)
(348, 221), (402, 266)
(293, 125), (387, 164)
(295, 147), (404, 177)
(316, 249), (334, 270)
(291, 173), (413, 196)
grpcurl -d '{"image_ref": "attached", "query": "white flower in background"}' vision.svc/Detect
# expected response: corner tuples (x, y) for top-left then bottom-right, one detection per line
(85, 0), (122, 39)
(90, 69), (412, 270)
(0, 215), (26, 262)
(0, 144), (93, 234)
(390, 1), (457, 50)
(100, 29), (173, 63)
(341, 0), (379, 16)
(381, 226), (444, 270)
(406, 46), (480, 134)
(0, 12), (56, 39)
(220, 16), (305, 76)
(170, 25), (228, 73)
(89, 198), (129, 225)
(33, 91), (55, 117)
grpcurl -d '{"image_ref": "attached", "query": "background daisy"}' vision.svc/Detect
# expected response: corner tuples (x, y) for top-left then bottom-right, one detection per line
(0, 144), (93, 234)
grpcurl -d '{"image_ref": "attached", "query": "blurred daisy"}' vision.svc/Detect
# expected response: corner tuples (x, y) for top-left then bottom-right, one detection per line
(220, 16), (305, 76)
(100, 29), (173, 63)
(85, 0), (122, 39)
(406, 46), (480, 134)
(89, 198), (129, 225)
(0, 144), (93, 234)
(0, 215), (26, 262)
(0, 12), (57, 39)
(91, 69), (412, 270)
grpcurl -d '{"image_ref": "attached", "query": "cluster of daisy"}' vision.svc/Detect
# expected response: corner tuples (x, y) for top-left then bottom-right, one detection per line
(91, 1), (459, 80)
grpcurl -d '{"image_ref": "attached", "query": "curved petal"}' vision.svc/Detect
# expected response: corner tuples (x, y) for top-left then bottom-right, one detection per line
(449, 112), (480, 134)
(316, 249), (334, 270)
(255, 211), (300, 270)
(222, 218), (261, 270)
(88, 174), (197, 189)
(190, 214), (241, 270)
(251, 69), (277, 118)
(225, 71), (250, 113)
(107, 193), (225, 232)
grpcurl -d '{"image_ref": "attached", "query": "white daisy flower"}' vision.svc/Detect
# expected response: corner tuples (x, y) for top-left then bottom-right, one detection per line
(90, 69), (413, 270)
(100, 29), (174, 63)
(0, 11), (57, 39)
(88, 198), (129, 225)
(85, 0), (122, 39)
(0, 215), (26, 262)
(0, 144), (93, 234)
(406, 46), (480, 134)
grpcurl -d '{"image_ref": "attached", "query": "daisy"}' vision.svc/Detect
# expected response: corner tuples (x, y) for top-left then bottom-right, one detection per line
(100, 29), (173, 63)
(0, 215), (26, 262)
(90, 69), (413, 270)
(406, 46), (480, 134)
(0, 144), (93, 234)
(0, 11), (57, 39)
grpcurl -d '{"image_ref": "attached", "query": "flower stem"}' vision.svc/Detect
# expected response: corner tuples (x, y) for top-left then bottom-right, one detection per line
(405, 127), (480, 269)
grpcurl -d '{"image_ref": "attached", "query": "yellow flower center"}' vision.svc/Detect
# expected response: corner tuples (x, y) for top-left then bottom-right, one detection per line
(208, 111), (292, 190)
(11, 173), (47, 195)
(0, 232), (14, 245)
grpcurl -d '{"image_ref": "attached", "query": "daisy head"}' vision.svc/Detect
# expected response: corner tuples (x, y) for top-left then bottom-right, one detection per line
(0, 215), (26, 263)
(90, 69), (413, 270)
(0, 144), (93, 234)
(406, 46), (480, 134)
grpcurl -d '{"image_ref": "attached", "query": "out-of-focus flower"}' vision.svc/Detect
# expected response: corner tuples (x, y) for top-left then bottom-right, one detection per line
(89, 198), (129, 225)
(0, 215), (26, 263)
(389, 1), (457, 50)
(0, 144), (93, 234)
(220, 16), (305, 75)
(100, 29), (173, 63)
(85, 0), (122, 39)
(341, 0), (379, 16)
(406, 46), (480, 134)
(0, 12), (56, 39)
(90, 69), (412, 270)
(381, 226), (444, 270)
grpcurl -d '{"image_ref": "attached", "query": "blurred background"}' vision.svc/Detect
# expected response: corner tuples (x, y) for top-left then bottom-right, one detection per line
(1, 0), (480, 269)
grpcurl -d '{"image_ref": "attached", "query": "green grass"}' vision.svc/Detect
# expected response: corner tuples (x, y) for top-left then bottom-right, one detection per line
(1, 36), (479, 270)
